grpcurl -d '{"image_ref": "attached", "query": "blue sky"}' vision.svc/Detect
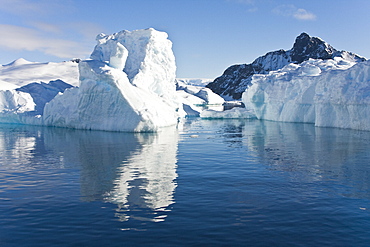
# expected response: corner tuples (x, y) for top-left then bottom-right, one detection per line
(0, 0), (369, 79)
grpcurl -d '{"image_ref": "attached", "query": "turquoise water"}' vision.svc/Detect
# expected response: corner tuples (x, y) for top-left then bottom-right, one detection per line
(0, 119), (370, 246)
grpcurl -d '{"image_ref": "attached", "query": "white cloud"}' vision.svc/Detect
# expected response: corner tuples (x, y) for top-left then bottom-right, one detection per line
(0, 0), (73, 16)
(0, 24), (90, 59)
(273, 4), (316, 21)
(0, 0), (102, 60)
(29, 22), (62, 34)
(294, 8), (316, 20)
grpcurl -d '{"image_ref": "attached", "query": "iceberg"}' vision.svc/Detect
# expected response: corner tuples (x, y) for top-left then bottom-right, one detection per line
(44, 61), (178, 132)
(91, 29), (177, 103)
(0, 90), (34, 113)
(242, 58), (370, 131)
(0, 28), (181, 132)
(176, 79), (224, 117)
(44, 28), (180, 132)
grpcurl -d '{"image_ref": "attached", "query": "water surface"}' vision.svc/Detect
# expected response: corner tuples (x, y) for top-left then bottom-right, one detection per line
(0, 120), (370, 246)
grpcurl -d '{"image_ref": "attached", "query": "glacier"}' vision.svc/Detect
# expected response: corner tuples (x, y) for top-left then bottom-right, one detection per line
(242, 58), (370, 131)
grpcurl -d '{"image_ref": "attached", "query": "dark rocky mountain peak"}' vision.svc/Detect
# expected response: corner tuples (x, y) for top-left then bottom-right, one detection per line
(290, 32), (336, 63)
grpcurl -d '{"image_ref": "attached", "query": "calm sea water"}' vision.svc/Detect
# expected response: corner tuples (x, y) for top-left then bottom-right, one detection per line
(0, 119), (370, 246)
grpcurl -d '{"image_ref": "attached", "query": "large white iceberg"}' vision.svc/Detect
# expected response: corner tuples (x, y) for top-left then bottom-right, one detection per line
(242, 58), (370, 131)
(43, 60), (178, 132)
(0, 28), (181, 132)
(90, 29), (177, 104)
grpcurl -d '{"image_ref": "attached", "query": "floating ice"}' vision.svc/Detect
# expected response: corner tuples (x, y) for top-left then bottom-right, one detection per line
(44, 28), (180, 132)
(200, 107), (256, 119)
(176, 79), (224, 117)
(44, 60), (179, 132)
(0, 90), (35, 114)
(242, 58), (370, 131)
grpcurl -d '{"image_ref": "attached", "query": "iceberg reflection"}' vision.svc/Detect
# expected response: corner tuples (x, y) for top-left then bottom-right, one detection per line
(104, 129), (179, 222)
(241, 121), (370, 198)
(43, 127), (179, 222)
(0, 124), (42, 170)
(185, 119), (370, 199)
(0, 124), (179, 223)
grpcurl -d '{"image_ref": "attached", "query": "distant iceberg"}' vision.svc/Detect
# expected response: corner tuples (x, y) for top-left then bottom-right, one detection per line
(242, 58), (370, 131)
(176, 79), (224, 117)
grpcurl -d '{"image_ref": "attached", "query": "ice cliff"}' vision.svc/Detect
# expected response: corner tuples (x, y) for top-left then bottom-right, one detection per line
(207, 33), (365, 100)
(43, 28), (180, 132)
(242, 58), (370, 131)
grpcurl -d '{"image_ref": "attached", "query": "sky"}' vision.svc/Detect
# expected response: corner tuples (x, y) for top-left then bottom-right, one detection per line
(0, 0), (370, 79)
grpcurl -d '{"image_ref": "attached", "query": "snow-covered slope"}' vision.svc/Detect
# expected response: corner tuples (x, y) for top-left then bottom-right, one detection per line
(242, 58), (370, 131)
(207, 33), (366, 100)
(0, 58), (79, 116)
(0, 58), (79, 87)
